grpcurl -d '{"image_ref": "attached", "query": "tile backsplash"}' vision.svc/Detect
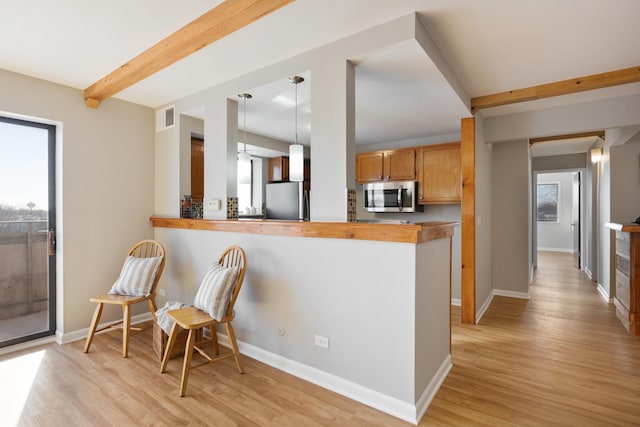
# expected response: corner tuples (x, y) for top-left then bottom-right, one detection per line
(347, 188), (356, 222)
(180, 196), (203, 219)
(227, 197), (238, 219)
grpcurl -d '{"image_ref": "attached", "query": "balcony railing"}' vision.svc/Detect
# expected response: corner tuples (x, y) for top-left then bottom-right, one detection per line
(0, 220), (49, 322)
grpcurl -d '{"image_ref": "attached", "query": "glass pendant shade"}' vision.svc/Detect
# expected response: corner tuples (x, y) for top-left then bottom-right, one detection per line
(237, 151), (251, 184)
(289, 143), (304, 182)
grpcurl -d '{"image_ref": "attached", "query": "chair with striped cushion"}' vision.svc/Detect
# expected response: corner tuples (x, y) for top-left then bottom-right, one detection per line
(160, 245), (246, 396)
(84, 239), (166, 358)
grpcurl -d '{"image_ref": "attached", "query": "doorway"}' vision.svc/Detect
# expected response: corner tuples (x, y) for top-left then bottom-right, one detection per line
(0, 116), (56, 347)
(535, 171), (583, 270)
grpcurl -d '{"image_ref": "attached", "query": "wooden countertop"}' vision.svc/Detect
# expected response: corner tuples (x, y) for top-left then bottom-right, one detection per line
(150, 217), (456, 244)
(606, 222), (640, 233)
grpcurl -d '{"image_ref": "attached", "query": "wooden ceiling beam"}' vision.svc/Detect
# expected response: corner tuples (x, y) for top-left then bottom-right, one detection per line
(471, 65), (640, 112)
(529, 130), (605, 146)
(83, 0), (294, 108)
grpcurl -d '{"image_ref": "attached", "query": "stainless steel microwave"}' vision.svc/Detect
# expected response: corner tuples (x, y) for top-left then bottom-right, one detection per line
(363, 181), (420, 212)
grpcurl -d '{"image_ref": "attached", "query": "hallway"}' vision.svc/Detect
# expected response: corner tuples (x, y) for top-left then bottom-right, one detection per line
(424, 251), (640, 425)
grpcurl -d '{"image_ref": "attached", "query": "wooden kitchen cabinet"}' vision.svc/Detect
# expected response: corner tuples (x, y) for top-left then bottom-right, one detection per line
(416, 142), (461, 204)
(268, 156), (289, 182)
(356, 148), (415, 183)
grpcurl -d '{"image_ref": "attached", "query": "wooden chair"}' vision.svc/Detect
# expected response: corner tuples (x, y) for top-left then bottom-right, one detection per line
(84, 239), (166, 358)
(160, 246), (246, 397)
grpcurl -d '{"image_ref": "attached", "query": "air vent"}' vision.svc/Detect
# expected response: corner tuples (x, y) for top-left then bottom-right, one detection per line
(156, 105), (175, 132)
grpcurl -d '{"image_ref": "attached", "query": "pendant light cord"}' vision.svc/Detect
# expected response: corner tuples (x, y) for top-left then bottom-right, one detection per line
(294, 80), (298, 145)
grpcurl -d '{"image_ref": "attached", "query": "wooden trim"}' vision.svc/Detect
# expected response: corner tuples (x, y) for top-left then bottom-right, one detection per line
(529, 131), (605, 145)
(471, 65), (640, 111)
(460, 117), (476, 324)
(83, 0), (294, 107)
(150, 217), (456, 244)
(606, 222), (640, 233)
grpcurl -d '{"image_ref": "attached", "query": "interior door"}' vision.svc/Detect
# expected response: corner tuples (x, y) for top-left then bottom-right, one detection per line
(572, 172), (581, 269)
(0, 116), (56, 347)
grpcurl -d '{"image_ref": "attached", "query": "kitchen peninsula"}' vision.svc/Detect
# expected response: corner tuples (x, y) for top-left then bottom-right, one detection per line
(151, 217), (455, 424)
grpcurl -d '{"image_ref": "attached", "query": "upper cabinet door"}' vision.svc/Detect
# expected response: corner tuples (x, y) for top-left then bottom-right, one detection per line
(356, 148), (415, 183)
(356, 151), (384, 183)
(384, 148), (416, 181)
(416, 142), (461, 204)
(268, 156), (290, 182)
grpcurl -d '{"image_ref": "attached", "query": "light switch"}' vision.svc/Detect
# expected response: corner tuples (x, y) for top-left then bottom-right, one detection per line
(208, 199), (221, 210)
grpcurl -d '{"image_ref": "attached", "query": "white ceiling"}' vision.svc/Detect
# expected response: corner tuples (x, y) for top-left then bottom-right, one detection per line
(2, 0), (640, 149)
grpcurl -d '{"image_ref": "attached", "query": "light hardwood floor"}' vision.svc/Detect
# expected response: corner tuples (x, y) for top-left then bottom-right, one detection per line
(3, 251), (639, 426)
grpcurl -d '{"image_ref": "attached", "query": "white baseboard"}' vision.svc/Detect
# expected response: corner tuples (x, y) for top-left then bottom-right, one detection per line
(537, 247), (573, 253)
(0, 313), (152, 356)
(493, 289), (530, 300)
(216, 333), (449, 425)
(585, 268), (593, 280)
(57, 313), (153, 345)
(476, 290), (495, 323)
(415, 355), (452, 423)
(451, 298), (461, 307)
(597, 283), (611, 302)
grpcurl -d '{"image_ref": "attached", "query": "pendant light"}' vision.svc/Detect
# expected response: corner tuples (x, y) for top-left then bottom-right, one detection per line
(288, 75), (304, 182)
(237, 93), (252, 185)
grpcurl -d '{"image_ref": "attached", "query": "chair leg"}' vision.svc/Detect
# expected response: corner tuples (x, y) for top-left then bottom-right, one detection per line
(179, 328), (197, 397)
(148, 298), (158, 323)
(84, 303), (104, 353)
(160, 322), (180, 373)
(211, 324), (220, 355)
(225, 322), (244, 374)
(122, 304), (131, 358)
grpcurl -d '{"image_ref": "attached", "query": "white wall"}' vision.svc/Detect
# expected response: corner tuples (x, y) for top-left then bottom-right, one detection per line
(0, 69), (155, 334)
(610, 133), (640, 223)
(474, 116), (493, 317)
(491, 139), (531, 296)
(536, 172), (574, 252)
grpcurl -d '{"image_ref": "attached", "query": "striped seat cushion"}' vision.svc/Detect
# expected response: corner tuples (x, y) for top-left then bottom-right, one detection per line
(108, 255), (163, 297)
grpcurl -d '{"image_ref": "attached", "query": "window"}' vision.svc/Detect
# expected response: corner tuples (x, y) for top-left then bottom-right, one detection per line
(537, 183), (559, 222)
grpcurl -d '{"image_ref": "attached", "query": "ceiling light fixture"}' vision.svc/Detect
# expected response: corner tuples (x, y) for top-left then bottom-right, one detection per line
(237, 93), (252, 185)
(288, 75), (304, 182)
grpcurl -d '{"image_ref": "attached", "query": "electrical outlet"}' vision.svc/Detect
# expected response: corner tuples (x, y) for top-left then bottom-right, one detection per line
(158, 289), (166, 297)
(278, 327), (285, 336)
(314, 334), (329, 349)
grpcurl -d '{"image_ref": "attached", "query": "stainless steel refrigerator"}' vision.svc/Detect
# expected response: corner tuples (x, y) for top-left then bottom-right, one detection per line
(265, 181), (309, 220)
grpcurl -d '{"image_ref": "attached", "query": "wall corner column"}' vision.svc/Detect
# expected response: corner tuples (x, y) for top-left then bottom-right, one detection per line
(204, 97), (238, 219)
(310, 58), (355, 221)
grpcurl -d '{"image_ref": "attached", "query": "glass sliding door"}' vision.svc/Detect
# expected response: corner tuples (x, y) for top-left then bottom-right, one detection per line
(0, 116), (56, 347)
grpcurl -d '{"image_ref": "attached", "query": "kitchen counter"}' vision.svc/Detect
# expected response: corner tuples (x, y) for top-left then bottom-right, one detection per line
(605, 222), (640, 232)
(150, 215), (454, 423)
(150, 217), (455, 244)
